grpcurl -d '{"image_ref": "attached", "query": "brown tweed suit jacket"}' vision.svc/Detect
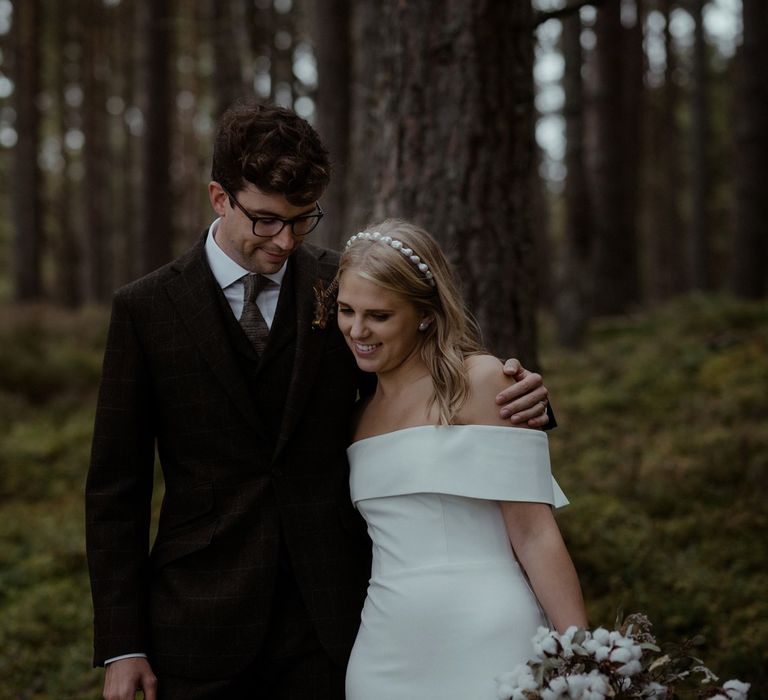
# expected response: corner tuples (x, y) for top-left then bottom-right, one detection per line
(85, 236), (371, 680)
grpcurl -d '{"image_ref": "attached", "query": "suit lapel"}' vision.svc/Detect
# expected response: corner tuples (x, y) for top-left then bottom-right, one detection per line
(273, 246), (337, 462)
(164, 235), (269, 441)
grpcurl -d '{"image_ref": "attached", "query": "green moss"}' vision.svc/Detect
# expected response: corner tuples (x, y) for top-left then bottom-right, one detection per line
(0, 297), (766, 695)
(543, 295), (768, 689)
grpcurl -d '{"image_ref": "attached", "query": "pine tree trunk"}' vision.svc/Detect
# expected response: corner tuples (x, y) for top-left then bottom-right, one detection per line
(139, 0), (174, 274)
(730, 0), (768, 298)
(557, 11), (592, 348)
(53, 0), (81, 306)
(656, 0), (688, 298)
(690, 0), (712, 291)
(591, 0), (640, 315)
(12, 0), (43, 301)
(360, 1), (539, 364)
(82, 0), (111, 301)
(270, 5), (294, 107)
(211, 0), (247, 117)
(312, 0), (351, 250)
(345, 1), (379, 233)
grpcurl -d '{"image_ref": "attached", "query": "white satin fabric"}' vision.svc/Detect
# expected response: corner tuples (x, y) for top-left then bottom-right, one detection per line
(345, 425), (567, 700)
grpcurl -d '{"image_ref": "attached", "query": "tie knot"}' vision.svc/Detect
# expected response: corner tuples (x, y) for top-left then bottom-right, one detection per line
(243, 273), (272, 303)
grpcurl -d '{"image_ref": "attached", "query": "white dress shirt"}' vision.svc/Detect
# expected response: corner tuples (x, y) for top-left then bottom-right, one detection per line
(104, 220), (287, 666)
(204, 217), (287, 327)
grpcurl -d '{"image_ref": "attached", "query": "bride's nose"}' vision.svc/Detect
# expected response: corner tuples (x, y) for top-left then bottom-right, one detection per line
(350, 316), (369, 339)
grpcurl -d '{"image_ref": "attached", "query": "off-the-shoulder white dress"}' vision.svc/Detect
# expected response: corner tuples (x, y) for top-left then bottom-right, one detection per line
(344, 425), (568, 700)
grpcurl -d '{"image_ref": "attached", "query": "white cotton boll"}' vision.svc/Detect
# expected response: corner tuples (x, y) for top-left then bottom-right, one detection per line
(617, 659), (642, 676)
(541, 675), (571, 700)
(609, 647), (632, 664)
(534, 634), (559, 657)
(565, 673), (590, 696)
(710, 695), (728, 700)
(592, 628), (611, 645)
(496, 683), (514, 699)
(723, 680), (751, 700)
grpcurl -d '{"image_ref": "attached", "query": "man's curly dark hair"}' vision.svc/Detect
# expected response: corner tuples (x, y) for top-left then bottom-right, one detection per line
(212, 99), (331, 206)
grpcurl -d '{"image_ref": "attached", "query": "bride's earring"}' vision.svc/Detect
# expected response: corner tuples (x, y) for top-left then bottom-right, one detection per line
(418, 321), (430, 332)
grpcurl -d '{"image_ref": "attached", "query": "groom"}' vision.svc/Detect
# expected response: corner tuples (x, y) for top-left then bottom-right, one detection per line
(86, 100), (552, 700)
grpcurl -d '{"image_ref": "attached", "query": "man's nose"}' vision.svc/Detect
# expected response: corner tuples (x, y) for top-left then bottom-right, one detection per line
(272, 225), (297, 250)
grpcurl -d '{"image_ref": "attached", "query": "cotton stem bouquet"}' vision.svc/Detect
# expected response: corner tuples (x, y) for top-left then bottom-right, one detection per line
(496, 613), (751, 700)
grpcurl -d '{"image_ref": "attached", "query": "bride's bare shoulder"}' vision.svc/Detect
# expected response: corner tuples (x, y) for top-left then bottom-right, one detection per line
(458, 354), (528, 428)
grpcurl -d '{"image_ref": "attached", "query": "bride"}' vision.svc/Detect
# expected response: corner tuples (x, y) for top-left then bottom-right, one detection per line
(337, 220), (587, 699)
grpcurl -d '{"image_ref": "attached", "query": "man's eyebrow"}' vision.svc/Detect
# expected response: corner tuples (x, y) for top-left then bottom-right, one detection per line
(247, 205), (318, 217)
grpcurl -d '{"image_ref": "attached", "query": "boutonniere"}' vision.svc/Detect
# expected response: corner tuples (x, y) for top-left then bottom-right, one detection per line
(312, 277), (339, 330)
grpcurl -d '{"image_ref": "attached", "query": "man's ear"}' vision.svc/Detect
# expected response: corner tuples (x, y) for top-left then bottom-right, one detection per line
(208, 181), (229, 216)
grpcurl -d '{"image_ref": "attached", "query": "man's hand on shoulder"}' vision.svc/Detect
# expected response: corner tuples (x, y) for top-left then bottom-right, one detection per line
(103, 658), (157, 700)
(497, 357), (550, 428)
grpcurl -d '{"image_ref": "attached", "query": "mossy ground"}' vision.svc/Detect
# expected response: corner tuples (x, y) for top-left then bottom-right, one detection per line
(0, 297), (765, 697)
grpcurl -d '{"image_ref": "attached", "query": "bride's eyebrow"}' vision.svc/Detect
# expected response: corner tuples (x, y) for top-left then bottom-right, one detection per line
(337, 299), (395, 313)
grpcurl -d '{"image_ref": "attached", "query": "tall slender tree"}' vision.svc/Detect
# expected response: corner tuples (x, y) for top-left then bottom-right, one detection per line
(654, 0), (688, 299)
(139, 0), (174, 274)
(11, 0), (43, 301)
(346, 1), (379, 233)
(82, 0), (111, 301)
(557, 9), (593, 348)
(211, 0), (248, 118)
(355, 1), (540, 364)
(591, 0), (640, 314)
(690, 0), (712, 291)
(730, 0), (768, 298)
(53, 0), (82, 306)
(312, 0), (351, 249)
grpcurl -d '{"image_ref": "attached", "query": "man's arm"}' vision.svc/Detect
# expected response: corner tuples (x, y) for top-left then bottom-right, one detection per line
(497, 358), (555, 429)
(85, 292), (156, 669)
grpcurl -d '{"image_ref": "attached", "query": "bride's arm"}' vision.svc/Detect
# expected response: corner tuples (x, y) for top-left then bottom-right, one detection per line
(500, 502), (587, 632)
(459, 355), (587, 632)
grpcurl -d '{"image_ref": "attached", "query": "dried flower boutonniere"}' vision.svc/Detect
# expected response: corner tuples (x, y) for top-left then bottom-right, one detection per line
(312, 278), (339, 330)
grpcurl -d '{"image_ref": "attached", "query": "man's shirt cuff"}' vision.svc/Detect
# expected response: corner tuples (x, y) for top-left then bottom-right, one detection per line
(105, 653), (147, 665)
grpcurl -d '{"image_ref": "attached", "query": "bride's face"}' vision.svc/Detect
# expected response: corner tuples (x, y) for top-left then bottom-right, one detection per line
(337, 271), (428, 377)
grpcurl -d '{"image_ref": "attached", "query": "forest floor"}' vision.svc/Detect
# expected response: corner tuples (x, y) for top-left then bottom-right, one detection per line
(0, 296), (766, 698)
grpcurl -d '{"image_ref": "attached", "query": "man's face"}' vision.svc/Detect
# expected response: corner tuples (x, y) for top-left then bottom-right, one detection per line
(208, 182), (319, 275)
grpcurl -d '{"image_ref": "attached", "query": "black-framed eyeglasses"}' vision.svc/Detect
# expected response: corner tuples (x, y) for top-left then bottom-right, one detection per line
(222, 187), (324, 239)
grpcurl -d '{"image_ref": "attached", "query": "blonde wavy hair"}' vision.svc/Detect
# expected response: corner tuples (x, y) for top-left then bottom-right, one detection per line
(338, 219), (484, 425)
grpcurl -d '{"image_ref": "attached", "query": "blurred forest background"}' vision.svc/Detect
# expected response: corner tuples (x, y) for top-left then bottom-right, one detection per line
(0, 0), (766, 697)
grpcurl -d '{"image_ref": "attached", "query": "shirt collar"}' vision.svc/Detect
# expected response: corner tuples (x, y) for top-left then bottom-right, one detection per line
(204, 218), (287, 289)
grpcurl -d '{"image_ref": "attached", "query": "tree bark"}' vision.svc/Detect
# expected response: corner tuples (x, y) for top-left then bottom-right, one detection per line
(82, 0), (111, 301)
(211, 0), (248, 118)
(359, 1), (539, 365)
(591, 0), (641, 315)
(53, 0), (82, 306)
(11, 0), (43, 301)
(270, 4), (295, 107)
(557, 11), (593, 348)
(654, 0), (688, 299)
(730, 0), (768, 298)
(139, 0), (174, 274)
(690, 0), (712, 291)
(345, 1), (379, 233)
(312, 0), (351, 250)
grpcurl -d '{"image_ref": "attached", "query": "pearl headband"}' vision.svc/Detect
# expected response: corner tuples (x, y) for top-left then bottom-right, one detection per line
(344, 231), (435, 286)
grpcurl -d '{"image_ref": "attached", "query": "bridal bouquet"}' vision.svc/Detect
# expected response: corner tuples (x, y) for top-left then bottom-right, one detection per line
(496, 613), (750, 700)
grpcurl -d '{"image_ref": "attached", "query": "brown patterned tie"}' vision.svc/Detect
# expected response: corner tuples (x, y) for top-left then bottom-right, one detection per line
(240, 273), (272, 354)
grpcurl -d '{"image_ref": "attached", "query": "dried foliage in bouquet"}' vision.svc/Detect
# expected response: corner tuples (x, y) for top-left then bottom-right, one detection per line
(496, 613), (751, 700)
